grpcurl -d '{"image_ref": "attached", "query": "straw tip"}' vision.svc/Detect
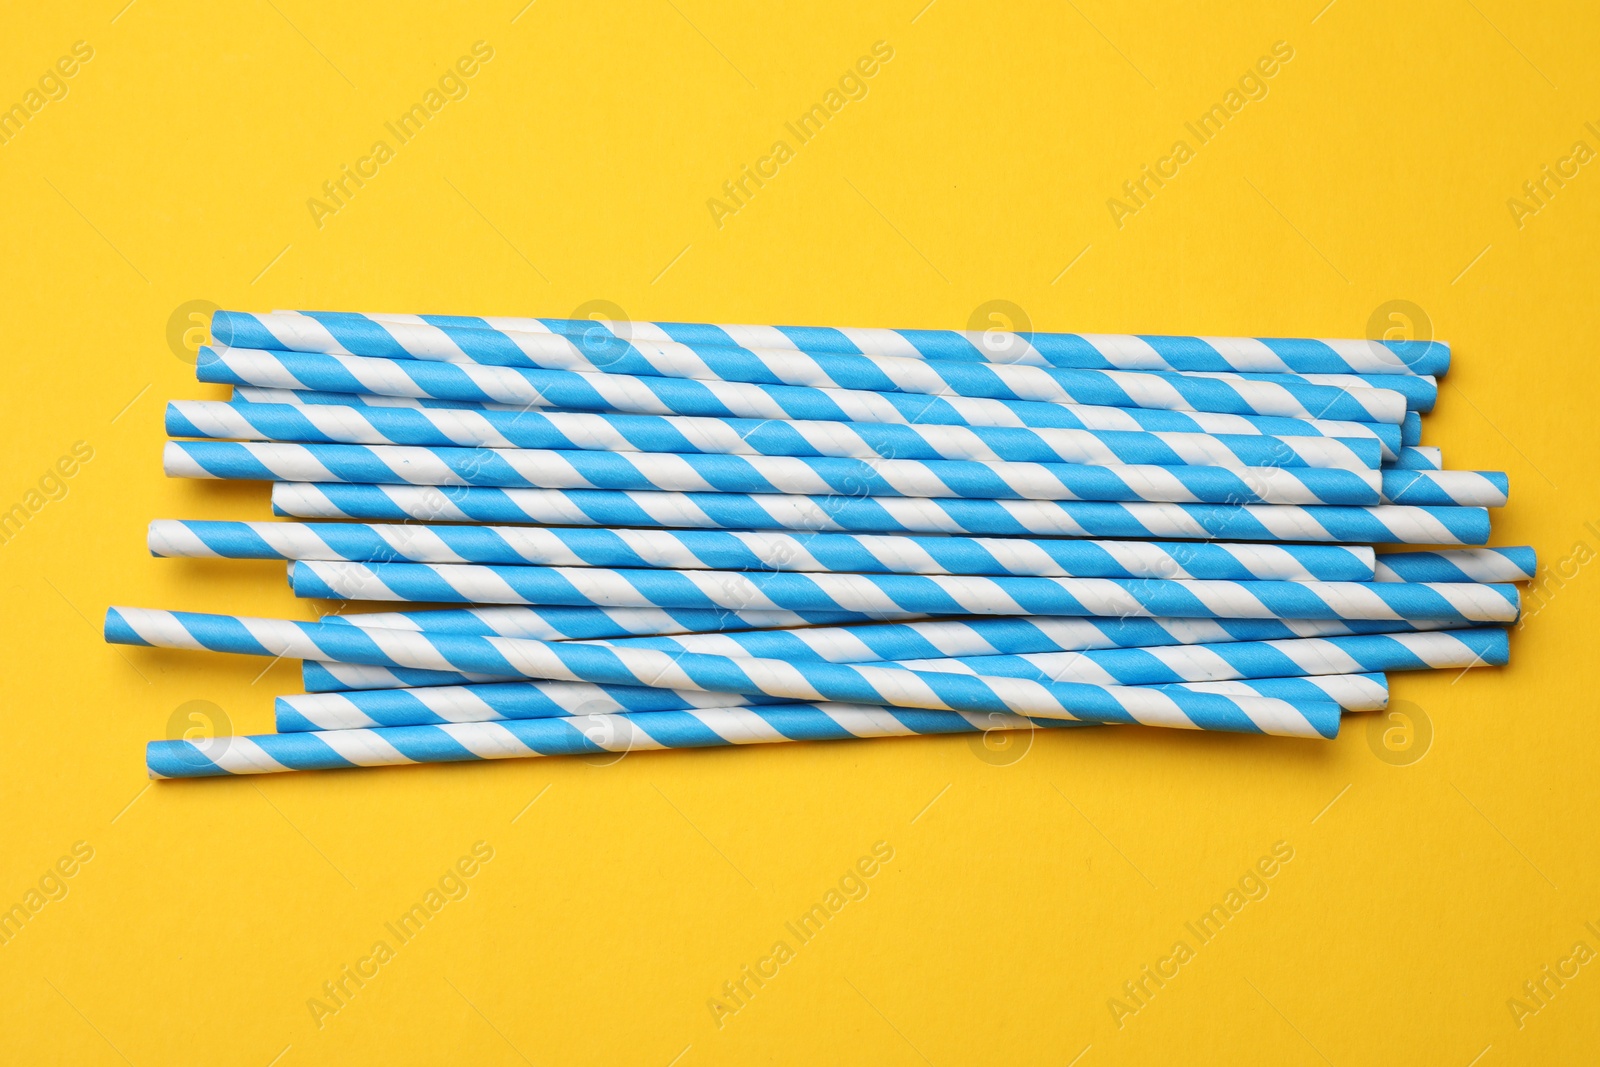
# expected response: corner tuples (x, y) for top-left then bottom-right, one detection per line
(103, 606), (147, 645)
(209, 310), (234, 348)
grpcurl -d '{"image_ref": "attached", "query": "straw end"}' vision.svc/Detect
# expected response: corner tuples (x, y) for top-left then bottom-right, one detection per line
(209, 310), (232, 347)
(104, 606), (150, 646)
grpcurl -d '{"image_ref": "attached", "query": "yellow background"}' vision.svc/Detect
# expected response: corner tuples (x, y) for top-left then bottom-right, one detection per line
(2, 1), (1597, 1063)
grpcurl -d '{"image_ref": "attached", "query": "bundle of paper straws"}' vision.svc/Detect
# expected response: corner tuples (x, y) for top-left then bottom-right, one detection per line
(105, 310), (1530, 778)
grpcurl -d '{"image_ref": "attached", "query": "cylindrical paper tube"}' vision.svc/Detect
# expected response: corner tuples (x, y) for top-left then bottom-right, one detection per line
(1377, 470), (1507, 507)
(208, 313), (1411, 422)
(269, 484), (1492, 545)
(194, 347), (1404, 435)
(218, 309), (1451, 375)
(1390, 446), (1442, 470)
(1373, 547), (1537, 583)
(300, 616), (1462, 691)
(106, 608), (1339, 736)
(878, 628), (1510, 683)
(224, 384), (1405, 459)
(286, 560), (1522, 624)
(168, 399), (1382, 471)
(148, 704), (1110, 778)
(162, 439), (1386, 506)
(276, 671), (1387, 732)
(150, 520), (1379, 581)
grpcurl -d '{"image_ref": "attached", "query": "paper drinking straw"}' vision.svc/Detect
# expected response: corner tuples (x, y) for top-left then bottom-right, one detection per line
(299, 616), (1464, 691)
(286, 560), (1522, 623)
(276, 672), (1387, 732)
(147, 704), (1110, 778)
(877, 628), (1511, 683)
(169, 399), (1383, 471)
(195, 348), (1405, 435)
(1198, 371), (1436, 412)
(305, 623), (1509, 686)
(149, 520), (1379, 581)
(276, 679), (797, 730)
(315, 627), (1484, 700)
(328, 604), (879, 640)
(270, 484), (1492, 545)
(319, 605), (928, 640)
(220, 309), (1452, 375)
(235, 386), (529, 412)
(207, 319), (1412, 424)
(322, 607), (1449, 644)
(301, 661), (510, 690)
(1390, 446), (1442, 470)
(1402, 411), (1422, 445)
(276, 681), (792, 730)
(1373, 547), (1537, 583)
(602, 622), (1501, 674)
(225, 385), (1406, 461)
(105, 608), (1338, 736)
(232, 310), (1436, 398)
(1377, 470), (1507, 507)
(164, 440), (1385, 506)
(1156, 674), (1387, 711)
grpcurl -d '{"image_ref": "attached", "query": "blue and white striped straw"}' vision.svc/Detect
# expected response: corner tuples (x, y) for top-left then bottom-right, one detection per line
(163, 440), (1387, 506)
(878, 627), (1509, 683)
(168, 399), (1382, 471)
(221, 309), (1451, 375)
(1198, 370), (1436, 411)
(148, 704), (1107, 778)
(1390, 447), (1442, 470)
(1374, 547), (1536, 583)
(1378, 469), (1506, 507)
(226, 384), (1406, 460)
(167, 439), (1500, 507)
(105, 608), (1338, 737)
(208, 316), (1411, 423)
(286, 560), (1522, 624)
(276, 672), (1388, 732)
(321, 607), (1449, 643)
(300, 614), (1464, 691)
(296, 625), (1506, 687)
(149, 520), (1379, 581)
(275, 680), (794, 730)
(270, 483), (1492, 545)
(195, 348), (1405, 436)
(329, 604), (885, 639)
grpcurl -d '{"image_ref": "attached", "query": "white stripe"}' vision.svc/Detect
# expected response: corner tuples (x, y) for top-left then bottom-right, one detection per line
(837, 327), (924, 359)
(280, 694), (378, 729)
(439, 720), (540, 758)
(212, 736), (296, 774)
(692, 707), (791, 744)
(314, 728), (415, 767)
(1195, 337), (1293, 372)
(714, 323), (795, 351)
